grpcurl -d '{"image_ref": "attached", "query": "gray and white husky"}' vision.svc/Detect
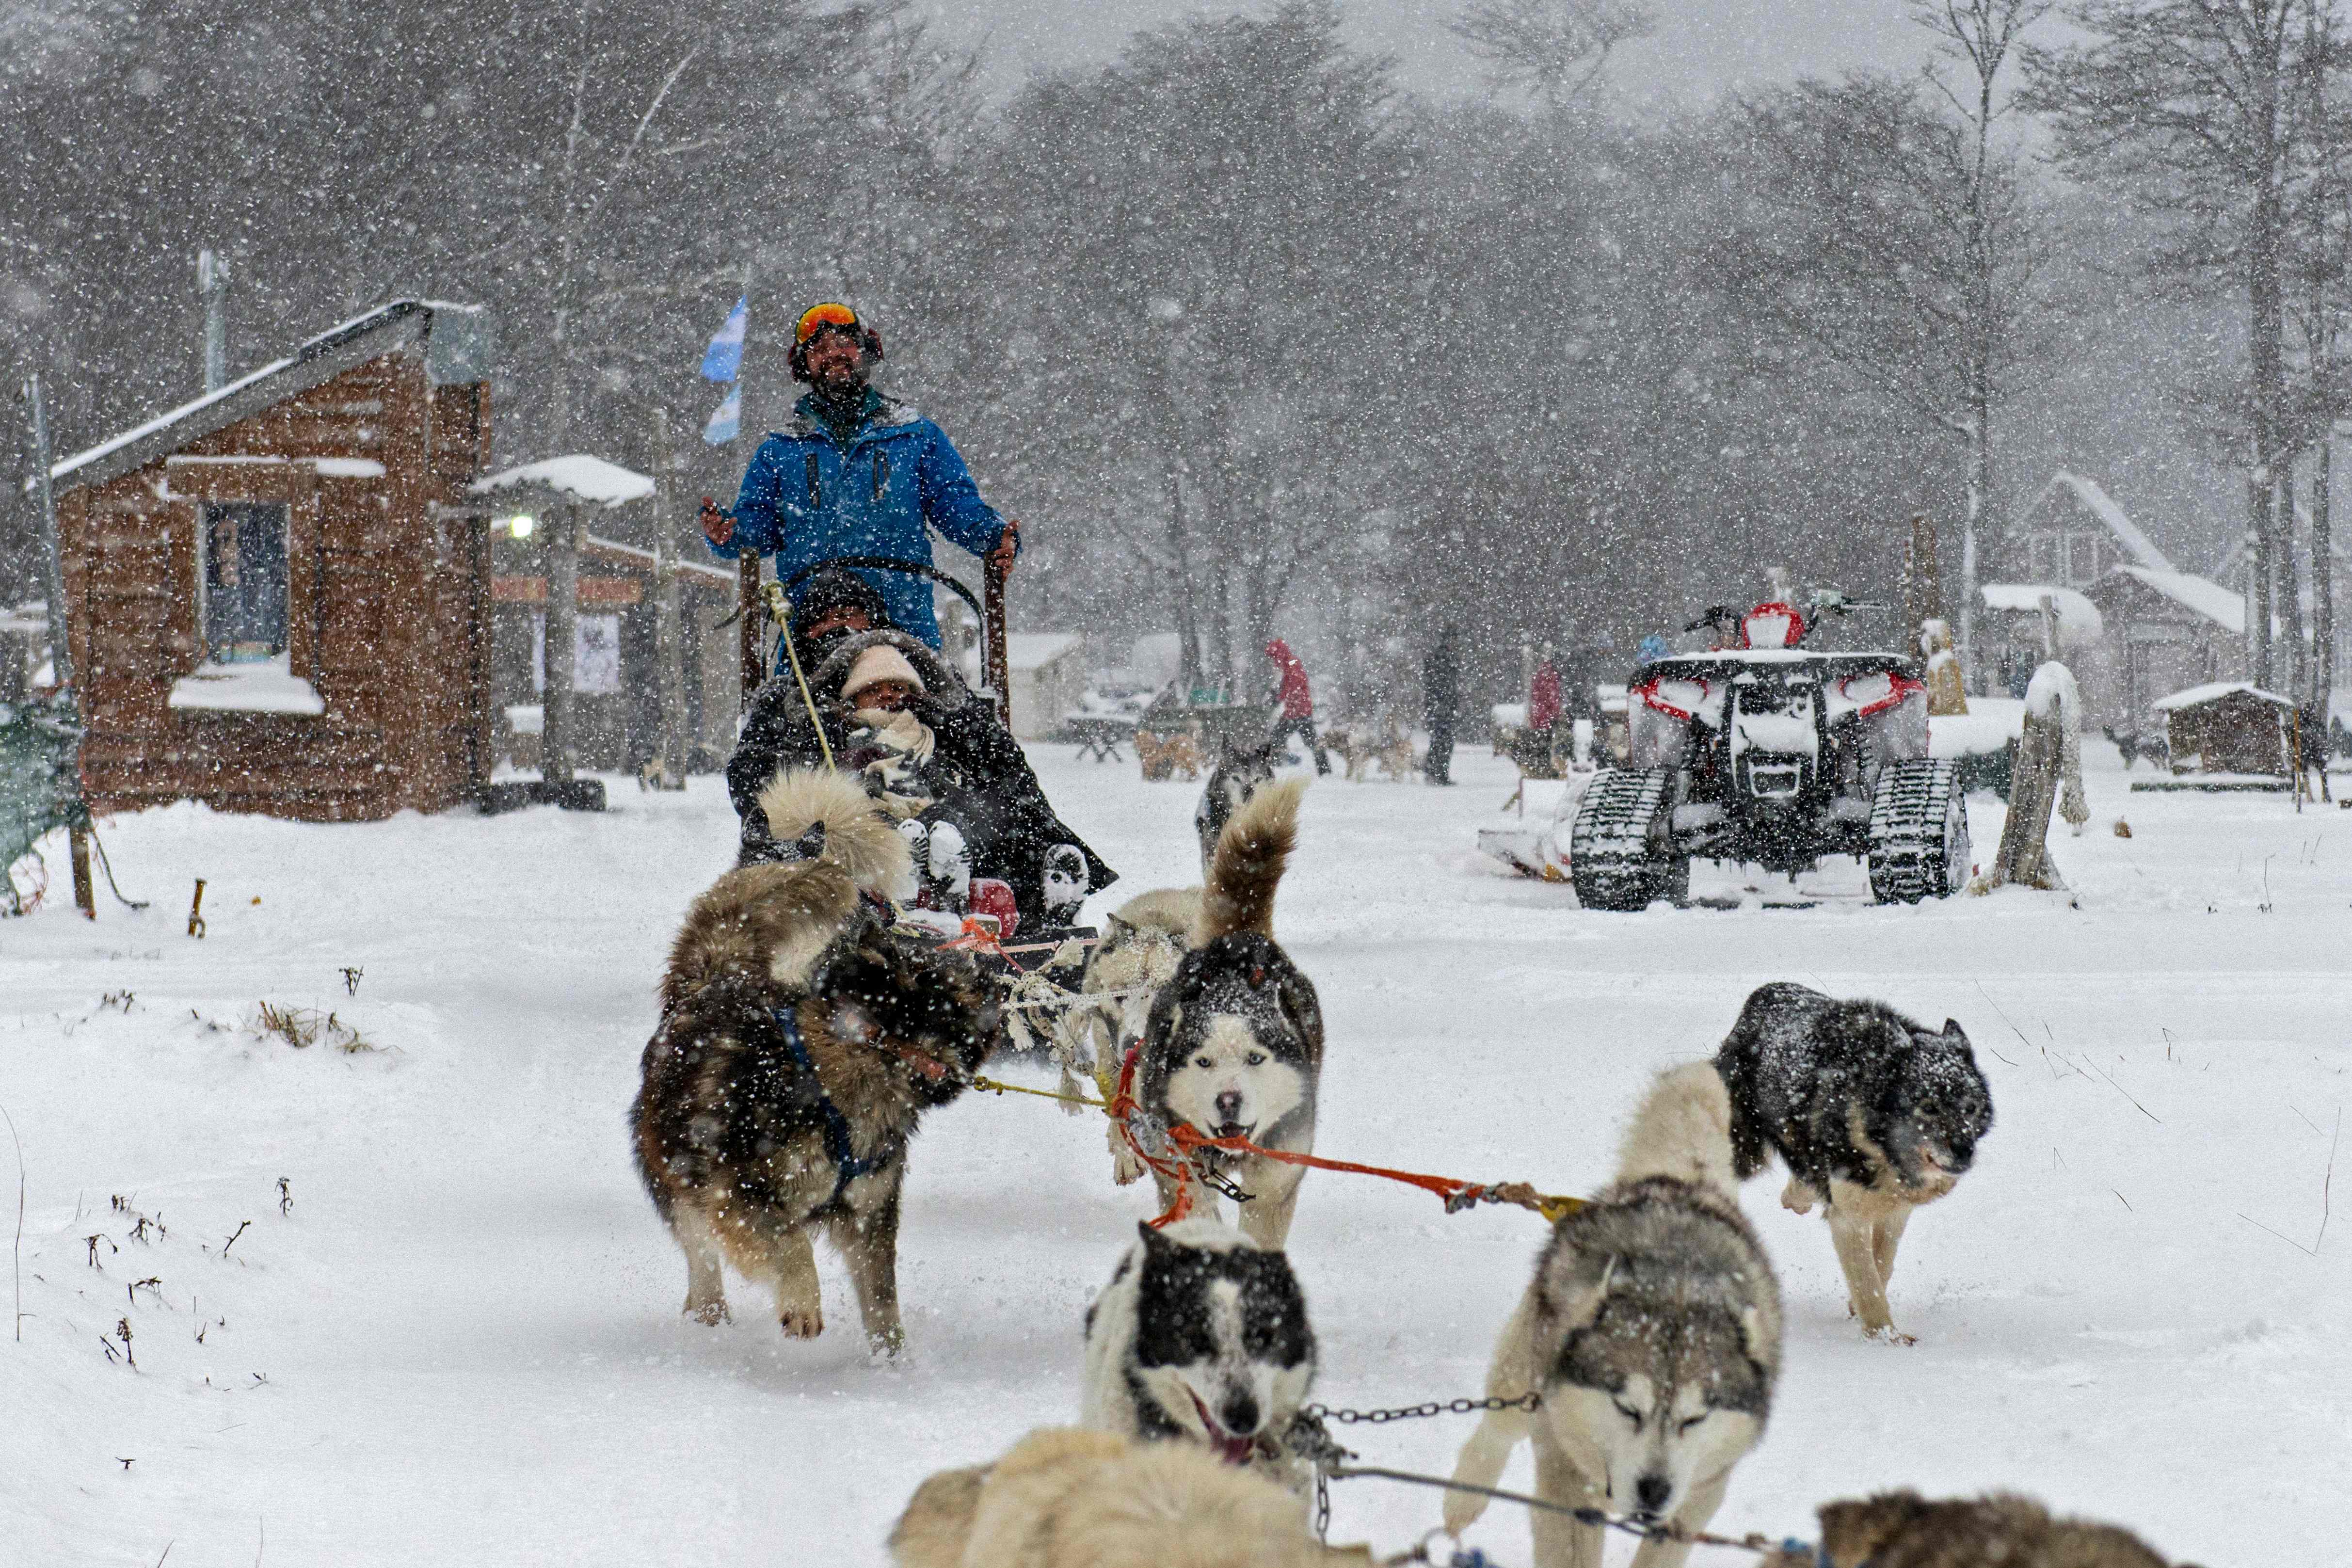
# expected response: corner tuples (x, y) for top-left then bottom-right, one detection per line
(1080, 1217), (1318, 1493)
(1195, 738), (1279, 872)
(1449, 1064), (1782, 1568)
(1713, 981), (1994, 1342)
(1129, 779), (1321, 1249)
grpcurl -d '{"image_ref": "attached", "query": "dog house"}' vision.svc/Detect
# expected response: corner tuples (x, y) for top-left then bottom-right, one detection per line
(2151, 682), (2294, 776)
(40, 300), (496, 821)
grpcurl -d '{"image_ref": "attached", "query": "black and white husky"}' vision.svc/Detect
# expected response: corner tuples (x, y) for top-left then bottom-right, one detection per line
(1713, 982), (1994, 1342)
(1129, 778), (1321, 1249)
(1080, 1217), (1317, 1490)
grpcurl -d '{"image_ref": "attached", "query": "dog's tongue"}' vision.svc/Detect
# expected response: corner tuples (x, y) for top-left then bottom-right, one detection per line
(1189, 1392), (1256, 1465)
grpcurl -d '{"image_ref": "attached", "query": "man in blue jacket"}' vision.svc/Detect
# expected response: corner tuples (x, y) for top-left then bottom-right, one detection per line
(699, 301), (1018, 653)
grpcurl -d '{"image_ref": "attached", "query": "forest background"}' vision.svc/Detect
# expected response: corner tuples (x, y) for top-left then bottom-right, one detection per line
(5, 0), (2343, 710)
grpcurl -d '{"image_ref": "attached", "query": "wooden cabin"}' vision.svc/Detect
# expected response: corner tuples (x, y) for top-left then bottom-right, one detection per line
(466, 457), (740, 776)
(44, 300), (496, 821)
(2151, 682), (2294, 776)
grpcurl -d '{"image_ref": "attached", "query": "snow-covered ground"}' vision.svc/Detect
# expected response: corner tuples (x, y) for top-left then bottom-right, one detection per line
(3, 743), (2345, 1565)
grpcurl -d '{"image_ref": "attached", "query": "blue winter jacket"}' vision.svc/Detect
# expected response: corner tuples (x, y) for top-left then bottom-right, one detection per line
(709, 391), (1011, 651)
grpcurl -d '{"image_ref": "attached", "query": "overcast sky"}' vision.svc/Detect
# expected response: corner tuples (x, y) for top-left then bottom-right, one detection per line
(926, 0), (1940, 105)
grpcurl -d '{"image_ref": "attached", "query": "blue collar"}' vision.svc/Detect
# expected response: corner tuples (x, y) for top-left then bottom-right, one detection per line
(773, 1004), (901, 1202)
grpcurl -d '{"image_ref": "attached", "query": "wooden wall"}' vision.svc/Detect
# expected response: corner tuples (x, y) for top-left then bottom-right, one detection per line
(60, 350), (493, 821)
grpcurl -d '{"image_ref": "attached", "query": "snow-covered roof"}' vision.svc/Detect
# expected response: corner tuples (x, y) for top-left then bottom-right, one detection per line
(473, 456), (653, 508)
(33, 300), (490, 496)
(2110, 567), (2244, 635)
(1006, 632), (1084, 671)
(2032, 471), (2176, 572)
(1979, 583), (2104, 644)
(2151, 681), (2293, 712)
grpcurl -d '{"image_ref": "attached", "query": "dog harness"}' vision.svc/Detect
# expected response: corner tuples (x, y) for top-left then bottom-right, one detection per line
(773, 1004), (902, 1204)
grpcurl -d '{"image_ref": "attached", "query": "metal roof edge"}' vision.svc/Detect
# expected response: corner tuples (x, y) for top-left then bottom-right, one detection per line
(28, 299), (473, 498)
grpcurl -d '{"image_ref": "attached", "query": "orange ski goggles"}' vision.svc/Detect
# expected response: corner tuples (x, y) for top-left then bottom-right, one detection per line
(794, 302), (863, 343)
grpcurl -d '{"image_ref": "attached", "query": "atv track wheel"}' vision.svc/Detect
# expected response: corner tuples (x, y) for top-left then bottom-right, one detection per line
(1568, 768), (1687, 911)
(1867, 758), (1968, 904)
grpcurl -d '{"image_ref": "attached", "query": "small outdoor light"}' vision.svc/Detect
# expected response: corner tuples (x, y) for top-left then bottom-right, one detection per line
(503, 514), (535, 539)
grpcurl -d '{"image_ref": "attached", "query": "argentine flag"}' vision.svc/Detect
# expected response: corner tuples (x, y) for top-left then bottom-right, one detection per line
(699, 296), (748, 382)
(702, 384), (741, 446)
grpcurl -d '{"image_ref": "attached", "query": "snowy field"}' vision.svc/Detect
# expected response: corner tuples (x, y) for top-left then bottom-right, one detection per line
(3, 742), (2346, 1566)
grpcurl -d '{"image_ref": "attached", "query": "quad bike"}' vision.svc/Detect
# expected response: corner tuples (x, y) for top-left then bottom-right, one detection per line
(1566, 596), (1968, 910)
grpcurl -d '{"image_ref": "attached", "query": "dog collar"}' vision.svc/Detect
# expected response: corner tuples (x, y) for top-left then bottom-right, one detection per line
(773, 1004), (902, 1203)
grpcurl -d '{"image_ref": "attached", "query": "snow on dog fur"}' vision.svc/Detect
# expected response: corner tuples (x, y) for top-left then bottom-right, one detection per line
(888, 1427), (1371, 1568)
(1447, 1063), (1782, 1568)
(1713, 981), (1994, 1342)
(1129, 778), (1321, 1248)
(634, 769), (996, 1354)
(658, 768), (915, 1008)
(1080, 1218), (1317, 1492)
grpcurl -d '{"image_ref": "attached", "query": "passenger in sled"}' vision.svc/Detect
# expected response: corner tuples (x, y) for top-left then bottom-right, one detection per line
(724, 576), (1116, 937)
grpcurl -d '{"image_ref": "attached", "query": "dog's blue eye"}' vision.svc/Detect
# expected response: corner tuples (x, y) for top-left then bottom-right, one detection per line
(1195, 1056), (1213, 1069)
(1246, 1052), (1265, 1065)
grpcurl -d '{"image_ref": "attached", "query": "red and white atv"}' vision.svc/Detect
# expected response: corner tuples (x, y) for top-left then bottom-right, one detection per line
(1564, 599), (1968, 909)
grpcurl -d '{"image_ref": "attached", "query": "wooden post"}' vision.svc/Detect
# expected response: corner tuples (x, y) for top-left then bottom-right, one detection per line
(68, 826), (93, 919)
(543, 505), (579, 785)
(1976, 663), (2079, 892)
(649, 407), (688, 789)
(737, 554), (764, 712)
(984, 549), (1013, 732)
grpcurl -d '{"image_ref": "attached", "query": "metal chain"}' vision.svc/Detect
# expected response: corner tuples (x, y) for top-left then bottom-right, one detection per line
(1290, 1393), (1539, 1545)
(1305, 1392), (1541, 1425)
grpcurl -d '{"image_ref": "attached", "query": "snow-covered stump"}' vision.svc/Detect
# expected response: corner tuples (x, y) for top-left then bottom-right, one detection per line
(1974, 662), (2085, 893)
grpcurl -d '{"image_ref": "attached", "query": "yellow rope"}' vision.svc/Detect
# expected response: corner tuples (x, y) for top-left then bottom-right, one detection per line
(762, 579), (835, 772)
(971, 1074), (1109, 1109)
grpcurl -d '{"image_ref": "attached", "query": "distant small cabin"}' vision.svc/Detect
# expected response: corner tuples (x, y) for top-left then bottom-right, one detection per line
(41, 300), (496, 821)
(2151, 682), (2294, 776)
(1006, 633), (1088, 740)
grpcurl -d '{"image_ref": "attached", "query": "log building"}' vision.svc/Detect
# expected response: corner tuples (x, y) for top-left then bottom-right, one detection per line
(40, 300), (496, 821)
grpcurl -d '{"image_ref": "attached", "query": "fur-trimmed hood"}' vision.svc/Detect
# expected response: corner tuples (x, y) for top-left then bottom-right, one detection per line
(809, 629), (973, 712)
(757, 766), (917, 902)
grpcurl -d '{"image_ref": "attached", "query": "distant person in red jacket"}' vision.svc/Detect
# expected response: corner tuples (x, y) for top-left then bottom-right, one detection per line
(1263, 638), (1330, 775)
(1529, 646), (1563, 736)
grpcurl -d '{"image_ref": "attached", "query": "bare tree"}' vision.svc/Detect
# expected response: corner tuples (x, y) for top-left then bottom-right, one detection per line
(2023, 0), (2335, 689)
(1449, 0), (1654, 107)
(1913, 0), (2053, 688)
(1716, 69), (2052, 665)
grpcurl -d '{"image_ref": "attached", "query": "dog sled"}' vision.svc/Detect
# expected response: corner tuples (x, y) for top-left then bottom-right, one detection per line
(742, 552), (1105, 1038)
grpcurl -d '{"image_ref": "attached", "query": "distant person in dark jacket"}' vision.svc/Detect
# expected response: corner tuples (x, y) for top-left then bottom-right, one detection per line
(699, 302), (1018, 655)
(1262, 638), (1329, 775)
(1424, 624), (1461, 785)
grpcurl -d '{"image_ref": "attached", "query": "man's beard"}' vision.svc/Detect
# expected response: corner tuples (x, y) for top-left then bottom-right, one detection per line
(812, 364), (867, 401)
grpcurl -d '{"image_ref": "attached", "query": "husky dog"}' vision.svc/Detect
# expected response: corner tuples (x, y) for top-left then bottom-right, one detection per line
(633, 770), (1002, 1354)
(1053, 885), (1202, 1147)
(1764, 1490), (2204, 1568)
(1132, 779), (1320, 1248)
(1080, 1218), (1317, 1490)
(1448, 1064), (1782, 1568)
(1713, 982), (1993, 1342)
(1323, 717), (1416, 783)
(1194, 738), (1279, 871)
(889, 1427), (1372, 1568)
